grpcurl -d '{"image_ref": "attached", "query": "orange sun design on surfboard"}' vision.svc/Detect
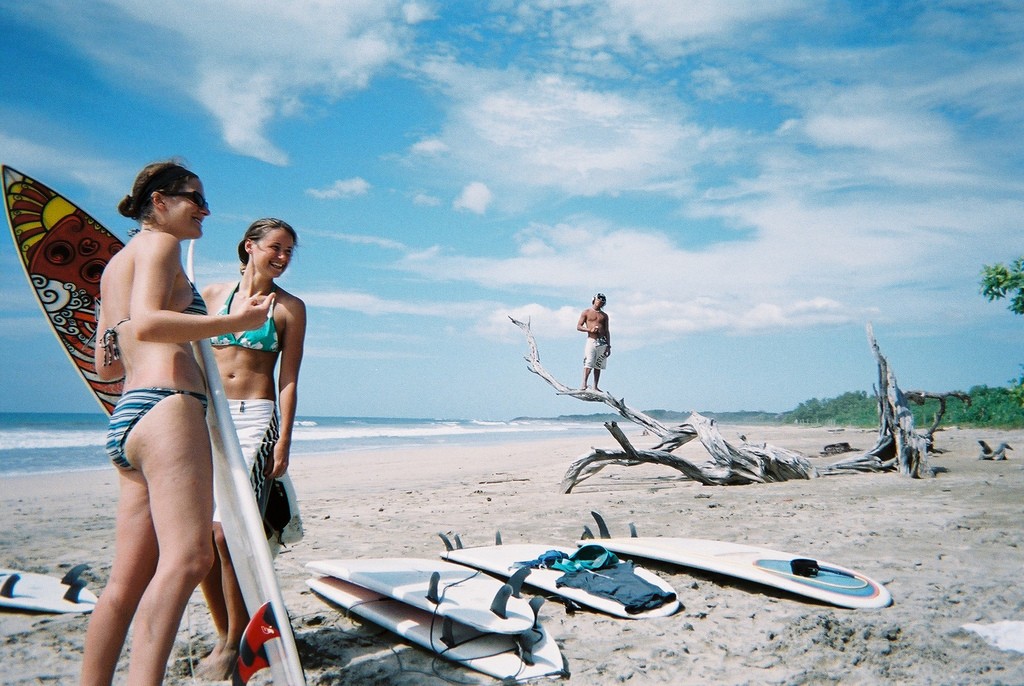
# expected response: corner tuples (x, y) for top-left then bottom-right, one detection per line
(3, 167), (124, 414)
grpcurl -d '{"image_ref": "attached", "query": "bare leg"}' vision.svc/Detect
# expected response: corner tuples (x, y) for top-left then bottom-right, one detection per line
(80, 471), (158, 686)
(197, 524), (248, 679)
(593, 369), (602, 391)
(124, 395), (215, 686)
(581, 367), (592, 390)
(198, 533), (230, 678)
(199, 539), (228, 639)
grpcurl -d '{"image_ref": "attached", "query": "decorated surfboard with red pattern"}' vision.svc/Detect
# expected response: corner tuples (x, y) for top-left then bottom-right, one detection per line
(3, 166), (123, 413)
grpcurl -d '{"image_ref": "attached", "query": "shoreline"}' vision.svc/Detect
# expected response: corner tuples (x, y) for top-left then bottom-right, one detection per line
(2, 423), (1023, 684)
(0, 417), (615, 479)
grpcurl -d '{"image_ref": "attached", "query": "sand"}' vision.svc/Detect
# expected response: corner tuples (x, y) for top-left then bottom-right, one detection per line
(2, 423), (1023, 685)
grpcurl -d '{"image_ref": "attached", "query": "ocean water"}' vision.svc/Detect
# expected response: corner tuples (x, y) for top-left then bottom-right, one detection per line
(0, 412), (607, 477)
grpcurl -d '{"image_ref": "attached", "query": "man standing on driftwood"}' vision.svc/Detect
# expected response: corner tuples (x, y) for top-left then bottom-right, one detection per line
(577, 293), (611, 391)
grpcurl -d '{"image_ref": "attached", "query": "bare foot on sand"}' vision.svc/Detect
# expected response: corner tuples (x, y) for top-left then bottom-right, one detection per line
(196, 642), (238, 681)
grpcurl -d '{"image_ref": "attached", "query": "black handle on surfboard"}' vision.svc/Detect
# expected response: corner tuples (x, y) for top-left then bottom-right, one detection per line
(790, 558), (820, 577)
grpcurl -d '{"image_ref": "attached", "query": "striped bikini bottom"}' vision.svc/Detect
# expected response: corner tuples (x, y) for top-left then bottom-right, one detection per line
(106, 387), (209, 470)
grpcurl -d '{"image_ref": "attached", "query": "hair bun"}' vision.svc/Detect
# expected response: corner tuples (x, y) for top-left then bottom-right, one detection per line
(117, 194), (139, 219)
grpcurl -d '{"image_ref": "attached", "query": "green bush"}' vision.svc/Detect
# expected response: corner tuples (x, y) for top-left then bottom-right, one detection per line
(778, 386), (1024, 428)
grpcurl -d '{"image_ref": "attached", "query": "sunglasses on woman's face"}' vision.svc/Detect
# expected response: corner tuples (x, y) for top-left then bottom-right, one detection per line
(161, 190), (209, 211)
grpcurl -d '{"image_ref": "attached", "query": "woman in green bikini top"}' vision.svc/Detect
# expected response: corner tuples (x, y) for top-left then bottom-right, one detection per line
(210, 283), (280, 352)
(198, 217), (306, 680)
(204, 217), (305, 470)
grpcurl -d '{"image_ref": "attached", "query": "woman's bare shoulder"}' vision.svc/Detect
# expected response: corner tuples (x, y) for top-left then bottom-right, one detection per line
(273, 286), (305, 310)
(199, 281), (235, 315)
(202, 280), (235, 298)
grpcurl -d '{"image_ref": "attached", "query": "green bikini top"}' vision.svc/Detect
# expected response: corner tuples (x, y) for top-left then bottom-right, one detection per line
(210, 284), (279, 352)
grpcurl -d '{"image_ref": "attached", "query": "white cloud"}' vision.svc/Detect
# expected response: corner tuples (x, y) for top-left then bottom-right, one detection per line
(599, 0), (814, 52)
(482, 304), (580, 340)
(322, 232), (407, 250)
(402, 2), (436, 25)
(453, 181), (492, 214)
(18, 1), (414, 165)
(411, 138), (449, 155)
(420, 63), (702, 198)
(412, 192), (442, 206)
(303, 290), (445, 316)
(306, 177), (372, 200)
(0, 132), (129, 196)
(302, 289), (502, 321)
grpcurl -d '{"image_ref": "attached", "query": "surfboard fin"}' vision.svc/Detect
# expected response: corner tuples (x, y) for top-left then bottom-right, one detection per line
(529, 595), (545, 626)
(232, 602), (282, 686)
(63, 581), (88, 603)
(61, 564), (91, 603)
(515, 597), (548, 666)
(495, 531), (502, 546)
(591, 511), (612, 539)
(60, 564), (89, 587)
(581, 526), (594, 540)
(490, 583), (512, 619)
(437, 532), (454, 551)
(516, 627), (541, 665)
(427, 571), (441, 605)
(440, 616), (456, 648)
(629, 523), (639, 537)
(1, 574), (20, 598)
(507, 566), (530, 597)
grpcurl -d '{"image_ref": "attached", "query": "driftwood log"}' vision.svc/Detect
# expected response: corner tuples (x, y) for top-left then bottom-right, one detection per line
(513, 317), (940, 489)
(820, 324), (934, 478)
(509, 317), (817, 491)
(977, 440), (1012, 460)
(905, 390), (970, 450)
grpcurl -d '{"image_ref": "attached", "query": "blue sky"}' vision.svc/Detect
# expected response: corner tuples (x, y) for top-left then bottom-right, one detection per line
(1, 1), (1022, 420)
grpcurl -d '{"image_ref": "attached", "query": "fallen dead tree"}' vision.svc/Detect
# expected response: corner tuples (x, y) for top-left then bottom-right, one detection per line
(905, 390), (970, 451)
(509, 317), (816, 491)
(511, 317), (937, 490)
(819, 324), (933, 478)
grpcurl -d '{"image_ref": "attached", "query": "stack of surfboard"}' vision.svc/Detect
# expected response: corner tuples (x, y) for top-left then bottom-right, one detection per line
(306, 558), (569, 681)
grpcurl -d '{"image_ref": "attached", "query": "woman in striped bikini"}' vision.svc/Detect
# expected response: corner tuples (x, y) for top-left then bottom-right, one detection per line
(84, 160), (274, 686)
